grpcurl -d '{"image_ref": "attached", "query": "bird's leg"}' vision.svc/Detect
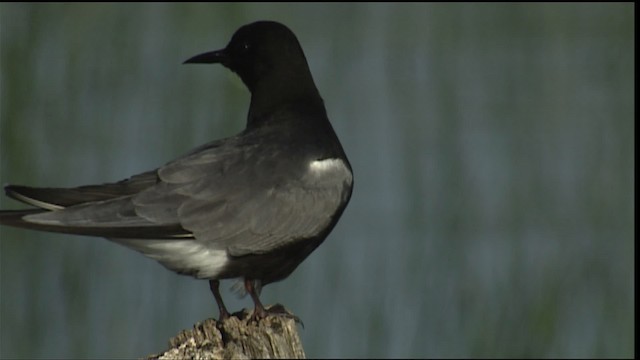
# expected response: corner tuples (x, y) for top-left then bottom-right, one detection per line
(245, 278), (268, 320)
(244, 278), (303, 325)
(209, 280), (231, 321)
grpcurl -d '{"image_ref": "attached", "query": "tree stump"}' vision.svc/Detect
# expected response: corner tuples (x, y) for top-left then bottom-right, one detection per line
(146, 305), (305, 359)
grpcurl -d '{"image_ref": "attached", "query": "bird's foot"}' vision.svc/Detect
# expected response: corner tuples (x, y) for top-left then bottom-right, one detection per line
(247, 304), (304, 328)
(217, 308), (231, 323)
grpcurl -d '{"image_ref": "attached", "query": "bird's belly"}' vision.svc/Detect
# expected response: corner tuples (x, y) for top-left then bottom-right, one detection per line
(220, 235), (325, 284)
(109, 238), (230, 279)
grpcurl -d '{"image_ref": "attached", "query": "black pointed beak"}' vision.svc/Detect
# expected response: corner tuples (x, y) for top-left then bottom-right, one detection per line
(183, 49), (228, 64)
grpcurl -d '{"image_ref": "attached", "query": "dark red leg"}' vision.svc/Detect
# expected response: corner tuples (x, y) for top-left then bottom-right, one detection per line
(243, 278), (303, 325)
(245, 278), (267, 320)
(209, 280), (230, 321)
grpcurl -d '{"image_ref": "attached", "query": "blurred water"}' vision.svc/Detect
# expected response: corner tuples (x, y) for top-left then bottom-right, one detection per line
(0, 3), (634, 358)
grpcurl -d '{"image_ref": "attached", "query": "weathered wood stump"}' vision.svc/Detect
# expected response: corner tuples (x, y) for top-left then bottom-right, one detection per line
(147, 305), (305, 359)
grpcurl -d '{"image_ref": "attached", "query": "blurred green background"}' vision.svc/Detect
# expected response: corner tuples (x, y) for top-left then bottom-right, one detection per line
(0, 3), (634, 358)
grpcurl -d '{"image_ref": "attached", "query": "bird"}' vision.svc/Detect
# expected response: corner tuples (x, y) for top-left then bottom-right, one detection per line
(0, 20), (353, 322)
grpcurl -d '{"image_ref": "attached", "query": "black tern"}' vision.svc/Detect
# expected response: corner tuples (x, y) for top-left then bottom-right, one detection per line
(0, 20), (353, 321)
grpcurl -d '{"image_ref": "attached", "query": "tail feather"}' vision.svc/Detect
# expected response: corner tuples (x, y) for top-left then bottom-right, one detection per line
(5, 187), (64, 210)
(0, 208), (190, 238)
(0, 209), (48, 228)
(1, 172), (191, 239)
(4, 169), (158, 209)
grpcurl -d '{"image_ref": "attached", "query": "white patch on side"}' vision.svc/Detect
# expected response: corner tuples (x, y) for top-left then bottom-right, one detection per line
(111, 238), (229, 279)
(309, 158), (343, 173)
(307, 158), (353, 185)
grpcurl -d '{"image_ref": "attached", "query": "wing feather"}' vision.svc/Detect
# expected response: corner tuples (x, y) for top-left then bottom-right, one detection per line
(2, 134), (352, 254)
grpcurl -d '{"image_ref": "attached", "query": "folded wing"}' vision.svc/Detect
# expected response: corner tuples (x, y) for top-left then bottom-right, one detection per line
(1, 137), (352, 256)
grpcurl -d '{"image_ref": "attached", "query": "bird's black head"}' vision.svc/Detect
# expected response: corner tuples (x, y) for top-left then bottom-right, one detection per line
(184, 21), (315, 94)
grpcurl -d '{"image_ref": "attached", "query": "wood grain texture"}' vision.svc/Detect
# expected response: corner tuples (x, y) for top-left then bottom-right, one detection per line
(147, 305), (305, 359)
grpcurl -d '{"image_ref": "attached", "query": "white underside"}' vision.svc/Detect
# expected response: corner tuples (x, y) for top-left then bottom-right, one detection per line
(111, 238), (229, 279)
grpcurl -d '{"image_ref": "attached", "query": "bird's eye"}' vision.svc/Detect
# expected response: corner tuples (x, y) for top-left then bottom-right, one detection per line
(241, 42), (251, 52)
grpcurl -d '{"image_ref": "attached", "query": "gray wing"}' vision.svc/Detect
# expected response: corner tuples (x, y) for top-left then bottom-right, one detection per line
(5, 170), (158, 209)
(1, 169), (189, 238)
(0, 140), (232, 237)
(134, 140), (353, 256)
(5, 138), (353, 255)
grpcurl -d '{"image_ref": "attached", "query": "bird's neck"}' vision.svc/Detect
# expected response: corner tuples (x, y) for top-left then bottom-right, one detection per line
(247, 70), (322, 125)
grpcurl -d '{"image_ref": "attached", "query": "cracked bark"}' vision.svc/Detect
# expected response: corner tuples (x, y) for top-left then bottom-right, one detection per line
(146, 305), (305, 359)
